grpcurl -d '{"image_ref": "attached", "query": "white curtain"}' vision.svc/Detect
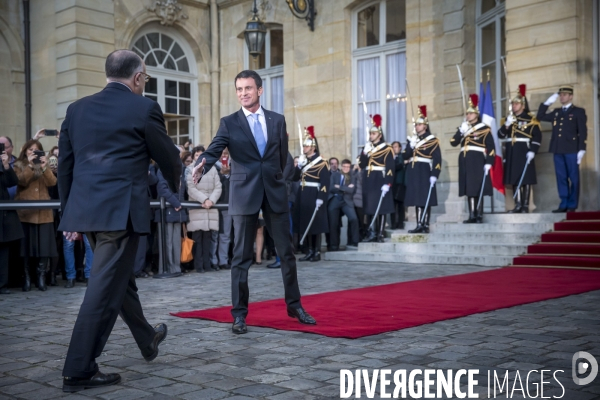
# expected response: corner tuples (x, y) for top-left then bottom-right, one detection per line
(356, 57), (380, 145)
(270, 75), (284, 115)
(386, 52), (406, 144)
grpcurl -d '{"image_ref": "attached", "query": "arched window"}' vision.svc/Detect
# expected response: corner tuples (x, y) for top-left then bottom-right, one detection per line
(131, 30), (198, 145)
(245, 27), (284, 114)
(352, 0), (406, 156)
(476, 0), (506, 120)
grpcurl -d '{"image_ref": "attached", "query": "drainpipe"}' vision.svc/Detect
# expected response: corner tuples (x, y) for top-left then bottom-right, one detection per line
(23, 0), (31, 140)
(210, 0), (219, 137)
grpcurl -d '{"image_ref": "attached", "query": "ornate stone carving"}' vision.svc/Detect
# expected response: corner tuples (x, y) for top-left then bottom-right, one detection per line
(148, 0), (189, 26)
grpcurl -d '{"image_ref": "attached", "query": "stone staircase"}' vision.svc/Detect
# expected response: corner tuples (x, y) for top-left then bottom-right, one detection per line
(323, 213), (566, 267)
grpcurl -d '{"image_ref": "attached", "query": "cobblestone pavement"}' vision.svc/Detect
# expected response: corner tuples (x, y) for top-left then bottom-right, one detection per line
(0, 260), (599, 399)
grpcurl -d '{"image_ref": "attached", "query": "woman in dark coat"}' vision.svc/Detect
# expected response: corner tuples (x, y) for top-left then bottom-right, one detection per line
(0, 149), (24, 294)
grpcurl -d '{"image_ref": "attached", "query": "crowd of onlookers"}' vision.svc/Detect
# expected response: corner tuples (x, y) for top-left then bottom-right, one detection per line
(0, 131), (408, 294)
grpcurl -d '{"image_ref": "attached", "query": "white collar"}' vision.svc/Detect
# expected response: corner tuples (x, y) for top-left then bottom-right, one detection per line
(108, 81), (133, 92)
(562, 103), (572, 110)
(242, 106), (264, 118)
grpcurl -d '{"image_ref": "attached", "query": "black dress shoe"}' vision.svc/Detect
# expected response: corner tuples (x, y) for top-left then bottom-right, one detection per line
(552, 208), (567, 213)
(267, 260), (281, 268)
(142, 323), (167, 362)
(309, 252), (321, 262)
(64, 279), (75, 288)
(298, 250), (314, 262)
(232, 316), (247, 334)
(63, 371), (121, 393)
(287, 307), (316, 325)
(219, 264), (231, 270)
(329, 246), (339, 252)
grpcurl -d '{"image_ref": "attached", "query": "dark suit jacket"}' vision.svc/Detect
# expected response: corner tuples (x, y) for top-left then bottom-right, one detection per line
(196, 107), (288, 215)
(329, 171), (356, 208)
(536, 103), (587, 154)
(58, 82), (181, 234)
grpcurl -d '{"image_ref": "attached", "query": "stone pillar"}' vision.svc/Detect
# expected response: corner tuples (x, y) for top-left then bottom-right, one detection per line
(210, 0), (219, 137)
(55, 0), (115, 122)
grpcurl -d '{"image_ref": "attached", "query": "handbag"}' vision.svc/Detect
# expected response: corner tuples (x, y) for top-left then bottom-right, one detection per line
(180, 223), (194, 263)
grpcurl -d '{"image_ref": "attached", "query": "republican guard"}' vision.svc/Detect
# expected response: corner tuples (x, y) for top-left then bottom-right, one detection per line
(359, 114), (395, 242)
(498, 84), (542, 213)
(403, 106), (442, 233)
(294, 126), (329, 262)
(450, 94), (495, 223)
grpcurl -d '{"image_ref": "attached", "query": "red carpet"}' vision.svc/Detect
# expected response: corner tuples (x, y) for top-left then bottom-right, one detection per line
(512, 210), (600, 270)
(172, 267), (600, 338)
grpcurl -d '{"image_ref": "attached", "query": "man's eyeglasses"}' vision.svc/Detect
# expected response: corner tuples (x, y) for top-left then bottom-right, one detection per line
(139, 72), (152, 83)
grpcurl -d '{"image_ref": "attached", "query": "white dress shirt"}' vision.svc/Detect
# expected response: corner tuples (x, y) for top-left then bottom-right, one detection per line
(242, 106), (268, 144)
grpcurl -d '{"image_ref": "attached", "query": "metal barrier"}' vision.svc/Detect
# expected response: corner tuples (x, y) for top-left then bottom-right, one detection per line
(0, 199), (228, 279)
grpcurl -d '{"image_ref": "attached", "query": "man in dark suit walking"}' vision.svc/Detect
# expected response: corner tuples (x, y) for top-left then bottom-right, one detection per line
(58, 50), (181, 392)
(536, 85), (587, 212)
(192, 70), (316, 334)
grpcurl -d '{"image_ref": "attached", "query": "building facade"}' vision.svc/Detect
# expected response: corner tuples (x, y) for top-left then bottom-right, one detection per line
(1, 0), (598, 211)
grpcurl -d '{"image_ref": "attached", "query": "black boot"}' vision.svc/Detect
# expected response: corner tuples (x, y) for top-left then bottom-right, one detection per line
(37, 260), (47, 292)
(299, 235), (314, 261)
(422, 207), (431, 233)
(48, 262), (57, 287)
(408, 207), (424, 233)
(521, 185), (531, 213)
(508, 185), (522, 213)
(309, 235), (321, 262)
(22, 262), (31, 292)
(376, 215), (386, 242)
(463, 198), (477, 223)
(476, 197), (484, 223)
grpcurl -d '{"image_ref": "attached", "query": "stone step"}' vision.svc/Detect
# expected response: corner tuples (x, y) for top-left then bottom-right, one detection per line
(404, 211), (564, 224)
(357, 241), (528, 256)
(323, 250), (514, 267)
(411, 232), (543, 244)
(427, 222), (554, 233)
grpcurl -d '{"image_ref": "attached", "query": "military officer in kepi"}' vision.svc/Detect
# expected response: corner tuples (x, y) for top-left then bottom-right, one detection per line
(450, 94), (496, 223)
(498, 84), (542, 213)
(359, 114), (395, 242)
(294, 126), (330, 262)
(536, 85), (587, 212)
(403, 105), (442, 233)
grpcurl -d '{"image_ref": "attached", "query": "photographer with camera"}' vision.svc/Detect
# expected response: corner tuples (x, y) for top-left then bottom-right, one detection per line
(13, 139), (58, 291)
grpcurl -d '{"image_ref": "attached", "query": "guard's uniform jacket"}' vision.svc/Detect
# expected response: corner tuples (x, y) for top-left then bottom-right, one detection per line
(536, 103), (587, 154)
(403, 131), (442, 207)
(358, 140), (395, 215)
(450, 122), (495, 197)
(498, 112), (542, 185)
(293, 153), (330, 235)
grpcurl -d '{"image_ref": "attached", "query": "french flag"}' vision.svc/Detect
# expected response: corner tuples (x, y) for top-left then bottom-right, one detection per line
(480, 80), (505, 195)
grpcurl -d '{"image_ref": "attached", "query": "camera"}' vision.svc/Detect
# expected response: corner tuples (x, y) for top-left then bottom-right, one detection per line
(0, 143), (4, 153)
(32, 150), (45, 164)
(45, 129), (58, 136)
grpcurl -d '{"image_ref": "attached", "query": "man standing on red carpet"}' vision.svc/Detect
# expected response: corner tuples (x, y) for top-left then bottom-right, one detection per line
(191, 70), (316, 334)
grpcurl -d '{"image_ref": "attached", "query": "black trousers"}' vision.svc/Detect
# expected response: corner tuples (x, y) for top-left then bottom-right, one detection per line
(192, 230), (212, 272)
(328, 197), (360, 247)
(391, 200), (405, 228)
(231, 192), (302, 318)
(62, 226), (154, 378)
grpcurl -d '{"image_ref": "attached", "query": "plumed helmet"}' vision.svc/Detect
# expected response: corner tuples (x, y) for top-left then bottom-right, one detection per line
(302, 126), (318, 151)
(415, 105), (428, 125)
(369, 114), (383, 134)
(466, 94), (479, 114)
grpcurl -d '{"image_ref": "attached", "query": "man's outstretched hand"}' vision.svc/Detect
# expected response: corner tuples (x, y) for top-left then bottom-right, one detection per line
(192, 158), (206, 184)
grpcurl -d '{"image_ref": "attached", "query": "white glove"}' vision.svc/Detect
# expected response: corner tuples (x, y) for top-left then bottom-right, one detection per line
(505, 114), (515, 127)
(408, 136), (417, 148)
(544, 93), (559, 106)
(363, 141), (373, 154)
(459, 121), (470, 135)
(429, 176), (437, 187)
(526, 151), (535, 164)
(577, 150), (586, 165)
(484, 164), (492, 176)
(315, 199), (323, 207)
(297, 154), (307, 167)
(381, 184), (390, 195)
